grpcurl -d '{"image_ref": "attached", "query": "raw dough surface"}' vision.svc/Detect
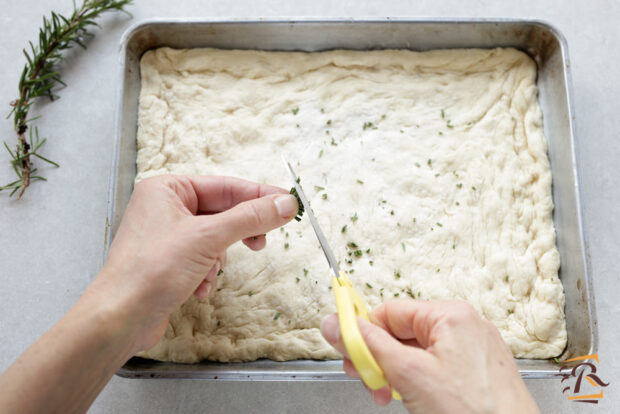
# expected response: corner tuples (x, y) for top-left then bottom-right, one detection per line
(135, 47), (567, 362)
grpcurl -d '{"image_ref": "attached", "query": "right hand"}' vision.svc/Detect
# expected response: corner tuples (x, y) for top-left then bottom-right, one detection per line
(321, 300), (540, 414)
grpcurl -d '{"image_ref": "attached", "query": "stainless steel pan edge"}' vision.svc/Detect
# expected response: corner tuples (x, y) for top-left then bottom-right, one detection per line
(106, 18), (596, 380)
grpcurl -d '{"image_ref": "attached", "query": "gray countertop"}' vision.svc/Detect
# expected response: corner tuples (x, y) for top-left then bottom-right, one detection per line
(1, 1), (618, 413)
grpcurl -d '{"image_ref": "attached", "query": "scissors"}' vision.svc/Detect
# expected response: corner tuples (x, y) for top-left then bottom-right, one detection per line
(283, 157), (401, 401)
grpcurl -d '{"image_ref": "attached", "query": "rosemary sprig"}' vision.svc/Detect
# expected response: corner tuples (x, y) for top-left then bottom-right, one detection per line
(1, 0), (132, 199)
(289, 178), (305, 221)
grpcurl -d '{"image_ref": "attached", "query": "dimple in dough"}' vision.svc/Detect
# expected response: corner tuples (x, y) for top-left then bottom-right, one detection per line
(135, 47), (567, 362)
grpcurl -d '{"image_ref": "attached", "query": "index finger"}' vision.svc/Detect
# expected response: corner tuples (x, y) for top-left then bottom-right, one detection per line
(187, 175), (288, 214)
(370, 300), (483, 349)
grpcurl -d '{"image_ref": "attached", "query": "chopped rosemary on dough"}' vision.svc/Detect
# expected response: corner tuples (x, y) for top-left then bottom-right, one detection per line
(341, 224), (347, 233)
(347, 242), (358, 249)
(456, 201), (460, 206)
(349, 269), (355, 274)
(390, 210), (394, 216)
(427, 159), (432, 167)
(438, 131), (443, 135)
(505, 275), (509, 282)
(507, 309), (514, 315)
(273, 312), (281, 320)
(394, 293), (399, 297)
(437, 268), (440, 273)
(304, 268), (309, 276)
(284, 243), (289, 249)
(441, 109), (445, 119)
(354, 250), (363, 257)
(452, 244), (456, 249)
(321, 108), (324, 113)
(406, 289), (415, 299)
(322, 193), (328, 200)
(472, 186), (477, 191)
(436, 222), (443, 227)
(369, 260), (374, 266)
(292, 107), (299, 115)
(296, 277), (300, 283)
(318, 149), (324, 158)
(351, 212), (358, 222)
(326, 119), (332, 125)
(456, 183), (463, 188)
(314, 185), (325, 191)
(356, 179), (364, 184)
(365, 248), (370, 254)
(366, 283), (373, 289)
(415, 162), (421, 168)
(394, 270), (401, 279)
(401, 242), (406, 251)
(331, 137), (337, 146)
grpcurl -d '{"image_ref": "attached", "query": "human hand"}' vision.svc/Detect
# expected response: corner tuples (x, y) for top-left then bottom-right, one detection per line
(91, 175), (299, 354)
(321, 300), (540, 414)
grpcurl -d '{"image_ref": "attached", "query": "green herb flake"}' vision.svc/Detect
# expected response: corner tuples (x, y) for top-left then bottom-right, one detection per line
(326, 119), (332, 125)
(472, 186), (477, 191)
(507, 309), (514, 315)
(436, 222), (443, 227)
(435, 173), (440, 177)
(356, 179), (364, 184)
(456, 201), (460, 206)
(406, 289), (415, 299)
(394, 271), (401, 279)
(354, 249), (363, 257)
(292, 107), (299, 115)
(415, 162), (421, 168)
(349, 269), (355, 274)
(249, 291), (253, 297)
(285, 232), (289, 238)
(381, 200), (387, 204)
(296, 277), (300, 283)
(304, 268), (309, 276)
(390, 210), (395, 216)
(436, 268), (440, 273)
(394, 293), (400, 297)
(505, 275), (509, 282)
(369, 260), (374, 266)
(331, 137), (337, 146)
(452, 244), (456, 249)
(365, 248), (370, 254)
(351, 212), (358, 222)
(322, 193), (328, 200)
(314, 185), (325, 191)
(456, 183), (463, 189)
(400, 129), (404, 133)
(441, 109), (445, 119)
(366, 283), (373, 289)
(284, 243), (289, 249)
(427, 159), (432, 167)
(413, 217), (417, 223)
(217, 269), (224, 276)
(347, 242), (359, 249)
(553, 357), (560, 364)
(318, 149), (324, 158)
(341, 224), (347, 233)
(401, 242), (406, 251)
(438, 131), (443, 136)
(273, 312), (281, 320)
(362, 121), (374, 130)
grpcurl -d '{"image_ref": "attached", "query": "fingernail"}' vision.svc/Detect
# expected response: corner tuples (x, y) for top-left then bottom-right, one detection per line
(320, 314), (340, 343)
(206, 260), (221, 282)
(204, 282), (214, 298)
(274, 194), (298, 218)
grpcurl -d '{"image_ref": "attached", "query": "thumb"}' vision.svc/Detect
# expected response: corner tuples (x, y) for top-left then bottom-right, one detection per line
(202, 193), (299, 248)
(356, 318), (436, 395)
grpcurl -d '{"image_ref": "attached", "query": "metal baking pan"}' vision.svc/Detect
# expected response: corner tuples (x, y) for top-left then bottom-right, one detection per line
(106, 18), (596, 380)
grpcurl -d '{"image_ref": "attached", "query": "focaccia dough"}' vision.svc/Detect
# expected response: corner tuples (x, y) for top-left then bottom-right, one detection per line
(135, 47), (567, 362)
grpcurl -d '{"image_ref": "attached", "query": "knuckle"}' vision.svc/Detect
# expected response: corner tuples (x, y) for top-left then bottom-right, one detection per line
(242, 202), (265, 229)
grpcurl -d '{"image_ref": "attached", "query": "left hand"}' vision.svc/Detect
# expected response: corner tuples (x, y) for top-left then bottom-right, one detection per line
(90, 175), (299, 354)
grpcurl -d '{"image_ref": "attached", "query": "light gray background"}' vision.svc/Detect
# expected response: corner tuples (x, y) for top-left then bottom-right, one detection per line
(1, 1), (617, 413)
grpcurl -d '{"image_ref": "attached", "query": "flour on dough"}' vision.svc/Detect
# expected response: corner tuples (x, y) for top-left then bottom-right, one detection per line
(135, 47), (567, 362)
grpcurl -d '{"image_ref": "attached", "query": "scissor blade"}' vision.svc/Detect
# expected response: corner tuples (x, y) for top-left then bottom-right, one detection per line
(283, 157), (340, 278)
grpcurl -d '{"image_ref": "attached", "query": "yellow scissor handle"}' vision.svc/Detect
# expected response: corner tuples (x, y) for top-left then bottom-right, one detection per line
(332, 271), (401, 400)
